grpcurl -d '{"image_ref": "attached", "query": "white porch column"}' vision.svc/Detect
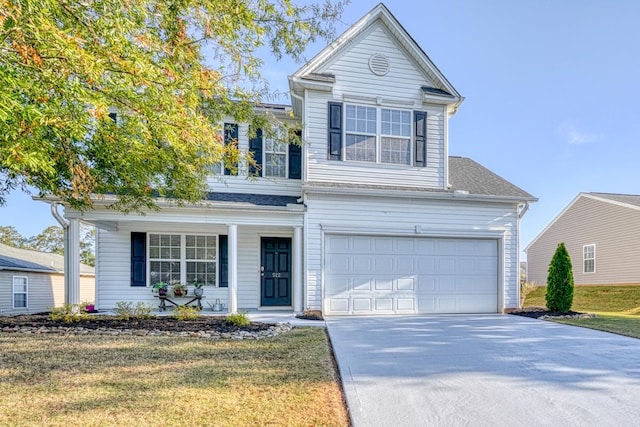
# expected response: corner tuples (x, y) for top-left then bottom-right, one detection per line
(293, 226), (303, 312)
(227, 224), (238, 313)
(66, 218), (81, 305)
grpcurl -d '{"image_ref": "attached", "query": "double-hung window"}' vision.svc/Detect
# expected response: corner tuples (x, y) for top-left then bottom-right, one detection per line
(149, 234), (218, 286)
(330, 102), (424, 166)
(249, 128), (302, 179)
(13, 276), (28, 309)
(264, 133), (288, 177)
(583, 244), (596, 273)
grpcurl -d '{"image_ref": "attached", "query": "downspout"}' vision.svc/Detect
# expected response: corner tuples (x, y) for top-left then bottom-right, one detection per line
(515, 201), (530, 310)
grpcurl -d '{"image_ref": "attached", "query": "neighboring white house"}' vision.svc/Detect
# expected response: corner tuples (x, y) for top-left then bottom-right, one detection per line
(52, 3), (535, 315)
(0, 243), (95, 315)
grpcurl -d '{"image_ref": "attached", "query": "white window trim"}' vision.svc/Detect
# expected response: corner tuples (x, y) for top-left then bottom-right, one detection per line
(583, 243), (596, 274)
(263, 132), (289, 178)
(12, 275), (28, 309)
(343, 103), (414, 166)
(147, 233), (220, 287)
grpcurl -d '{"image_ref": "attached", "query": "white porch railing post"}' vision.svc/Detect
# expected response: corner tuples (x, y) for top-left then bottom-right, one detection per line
(293, 226), (303, 312)
(228, 224), (238, 313)
(67, 218), (81, 305)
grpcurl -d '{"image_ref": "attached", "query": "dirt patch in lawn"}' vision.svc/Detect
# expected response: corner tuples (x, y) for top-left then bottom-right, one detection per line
(0, 314), (274, 334)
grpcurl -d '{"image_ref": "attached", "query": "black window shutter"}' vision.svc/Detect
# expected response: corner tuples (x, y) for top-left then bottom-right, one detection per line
(248, 128), (263, 177)
(130, 232), (146, 287)
(328, 102), (343, 160)
(288, 130), (302, 179)
(414, 111), (427, 167)
(223, 123), (238, 176)
(219, 235), (228, 288)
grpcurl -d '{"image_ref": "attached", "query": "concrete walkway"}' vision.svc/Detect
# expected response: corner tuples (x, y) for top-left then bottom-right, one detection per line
(326, 315), (640, 427)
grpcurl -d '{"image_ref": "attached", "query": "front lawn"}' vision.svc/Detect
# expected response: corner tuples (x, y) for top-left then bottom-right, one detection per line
(0, 328), (349, 427)
(523, 285), (640, 339)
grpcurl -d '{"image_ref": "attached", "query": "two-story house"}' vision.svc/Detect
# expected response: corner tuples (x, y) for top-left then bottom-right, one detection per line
(54, 3), (536, 315)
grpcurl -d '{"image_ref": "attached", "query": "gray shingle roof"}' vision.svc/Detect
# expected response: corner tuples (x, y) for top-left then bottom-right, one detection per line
(421, 86), (454, 97)
(588, 192), (640, 207)
(0, 243), (95, 275)
(449, 156), (536, 200)
(205, 192), (300, 207)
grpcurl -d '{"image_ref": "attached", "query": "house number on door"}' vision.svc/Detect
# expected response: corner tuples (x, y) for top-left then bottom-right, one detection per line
(272, 272), (281, 278)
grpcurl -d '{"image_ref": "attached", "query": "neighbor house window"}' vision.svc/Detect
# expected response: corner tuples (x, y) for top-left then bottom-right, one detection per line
(583, 244), (596, 273)
(148, 234), (218, 286)
(13, 276), (27, 309)
(330, 102), (423, 165)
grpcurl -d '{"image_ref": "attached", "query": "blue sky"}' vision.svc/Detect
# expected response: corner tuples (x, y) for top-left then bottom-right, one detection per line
(3, 0), (640, 258)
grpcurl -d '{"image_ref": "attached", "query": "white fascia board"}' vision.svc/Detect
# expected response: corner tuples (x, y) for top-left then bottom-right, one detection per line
(583, 193), (640, 212)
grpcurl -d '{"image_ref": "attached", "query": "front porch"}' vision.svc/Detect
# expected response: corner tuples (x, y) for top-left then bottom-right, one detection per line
(57, 196), (305, 313)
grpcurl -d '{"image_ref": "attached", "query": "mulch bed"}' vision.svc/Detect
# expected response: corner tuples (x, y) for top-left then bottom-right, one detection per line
(0, 314), (274, 334)
(509, 307), (590, 319)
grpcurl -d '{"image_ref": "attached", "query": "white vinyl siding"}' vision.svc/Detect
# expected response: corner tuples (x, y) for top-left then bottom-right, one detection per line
(204, 122), (302, 197)
(583, 244), (596, 274)
(95, 221), (298, 310)
(12, 276), (28, 309)
(303, 193), (520, 312)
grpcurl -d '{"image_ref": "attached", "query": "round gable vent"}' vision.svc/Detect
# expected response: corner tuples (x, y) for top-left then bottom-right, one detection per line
(368, 54), (390, 76)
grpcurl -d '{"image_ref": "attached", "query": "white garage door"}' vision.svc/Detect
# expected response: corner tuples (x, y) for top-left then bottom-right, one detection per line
(324, 235), (498, 315)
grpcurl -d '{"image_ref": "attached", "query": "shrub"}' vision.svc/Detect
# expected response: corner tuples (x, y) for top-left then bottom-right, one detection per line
(225, 311), (250, 327)
(173, 305), (201, 321)
(545, 243), (574, 313)
(113, 301), (155, 320)
(49, 304), (89, 323)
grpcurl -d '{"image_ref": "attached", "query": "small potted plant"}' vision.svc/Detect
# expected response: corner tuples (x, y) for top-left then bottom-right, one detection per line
(152, 282), (169, 296)
(193, 282), (204, 297)
(81, 301), (96, 313)
(172, 283), (187, 297)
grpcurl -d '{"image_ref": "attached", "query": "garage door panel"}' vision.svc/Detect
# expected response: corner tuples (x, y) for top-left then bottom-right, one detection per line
(353, 298), (372, 312)
(353, 278), (372, 291)
(375, 278), (393, 291)
(397, 277), (415, 291)
(374, 257), (393, 273)
(325, 235), (498, 315)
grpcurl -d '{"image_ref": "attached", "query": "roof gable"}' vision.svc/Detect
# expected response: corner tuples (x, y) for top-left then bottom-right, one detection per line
(524, 192), (640, 252)
(289, 3), (462, 105)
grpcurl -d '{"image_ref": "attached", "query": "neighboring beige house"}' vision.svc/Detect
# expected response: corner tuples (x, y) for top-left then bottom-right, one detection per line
(525, 193), (640, 286)
(0, 243), (95, 315)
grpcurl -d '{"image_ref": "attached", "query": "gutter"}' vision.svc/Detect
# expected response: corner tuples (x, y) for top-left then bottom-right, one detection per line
(518, 201), (530, 219)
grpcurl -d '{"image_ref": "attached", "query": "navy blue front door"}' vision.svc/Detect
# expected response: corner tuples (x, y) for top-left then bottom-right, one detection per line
(261, 237), (292, 306)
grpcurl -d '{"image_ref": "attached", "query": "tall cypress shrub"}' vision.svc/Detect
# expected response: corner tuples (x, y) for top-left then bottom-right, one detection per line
(545, 242), (574, 313)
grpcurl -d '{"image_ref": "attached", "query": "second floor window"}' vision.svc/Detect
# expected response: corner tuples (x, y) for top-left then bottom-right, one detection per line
(264, 134), (288, 177)
(329, 102), (426, 167)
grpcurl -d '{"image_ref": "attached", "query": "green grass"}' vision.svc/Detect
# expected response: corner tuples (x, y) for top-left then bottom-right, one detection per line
(523, 285), (640, 338)
(524, 285), (640, 313)
(0, 328), (349, 427)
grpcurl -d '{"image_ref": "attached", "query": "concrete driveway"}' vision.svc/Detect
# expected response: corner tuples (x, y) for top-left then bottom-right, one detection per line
(326, 315), (640, 427)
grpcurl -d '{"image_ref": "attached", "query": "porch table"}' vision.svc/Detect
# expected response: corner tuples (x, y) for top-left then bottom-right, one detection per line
(155, 295), (204, 311)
